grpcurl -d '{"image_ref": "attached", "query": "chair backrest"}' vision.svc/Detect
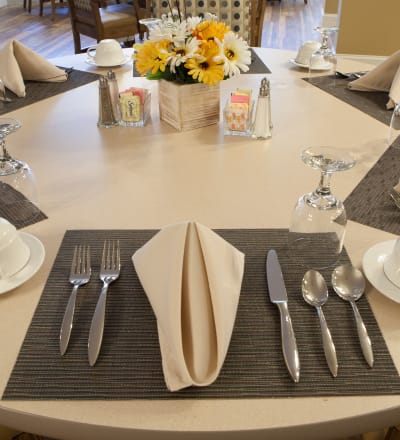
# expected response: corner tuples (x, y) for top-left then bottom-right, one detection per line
(151, 0), (254, 45)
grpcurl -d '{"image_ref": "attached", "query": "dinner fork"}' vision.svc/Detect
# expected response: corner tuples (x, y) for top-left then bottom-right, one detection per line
(88, 240), (120, 366)
(389, 187), (400, 210)
(60, 245), (91, 356)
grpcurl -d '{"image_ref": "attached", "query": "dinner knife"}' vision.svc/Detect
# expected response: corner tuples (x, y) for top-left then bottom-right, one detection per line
(266, 249), (300, 383)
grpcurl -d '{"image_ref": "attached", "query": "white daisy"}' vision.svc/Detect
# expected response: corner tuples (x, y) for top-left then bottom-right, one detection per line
(168, 37), (201, 73)
(215, 31), (251, 77)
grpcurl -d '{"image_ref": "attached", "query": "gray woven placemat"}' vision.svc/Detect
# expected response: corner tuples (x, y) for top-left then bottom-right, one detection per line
(133, 48), (271, 77)
(4, 229), (400, 400)
(345, 135), (400, 234)
(304, 75), (392, 126)
(0, 68), (100, 116)
(0, 182), (47, 229)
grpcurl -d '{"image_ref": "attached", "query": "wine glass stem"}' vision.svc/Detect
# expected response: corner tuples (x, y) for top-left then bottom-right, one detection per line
(315, 171), (332, 197)
(0, 136), (11, 161)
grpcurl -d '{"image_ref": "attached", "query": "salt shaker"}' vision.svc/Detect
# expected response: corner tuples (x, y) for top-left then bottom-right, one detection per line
(106, 69), (121, 122)
(252, 77), (272, 139)
(97, 76), (119, 128)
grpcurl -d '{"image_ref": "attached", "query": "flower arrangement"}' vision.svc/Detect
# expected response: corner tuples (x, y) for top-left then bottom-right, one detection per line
(134, 8), (251, 86)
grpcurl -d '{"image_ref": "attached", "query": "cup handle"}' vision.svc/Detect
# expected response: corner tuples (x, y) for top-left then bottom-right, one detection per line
(87, 47), (96, 59)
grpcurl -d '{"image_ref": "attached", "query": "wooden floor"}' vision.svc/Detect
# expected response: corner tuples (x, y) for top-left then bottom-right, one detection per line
(0, 0), (325, 58)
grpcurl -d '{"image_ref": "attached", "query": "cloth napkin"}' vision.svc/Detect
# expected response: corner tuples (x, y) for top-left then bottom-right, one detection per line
(0, 40), (68, 98)
(132, 221), (245, 392)
(348, 49), (400, 109)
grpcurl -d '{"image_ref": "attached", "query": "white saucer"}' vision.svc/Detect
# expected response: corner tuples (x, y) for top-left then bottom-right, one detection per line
(289, 58), (332, 71)
(85, 55), (131, 68)
(0, 232), (45, 295)
(362, 239), (400, 303)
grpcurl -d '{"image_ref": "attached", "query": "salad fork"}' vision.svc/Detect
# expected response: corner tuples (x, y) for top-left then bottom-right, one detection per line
(88, 240), (120, 366)
(60, 245), (91, 356)
(389, 187), (400, 210)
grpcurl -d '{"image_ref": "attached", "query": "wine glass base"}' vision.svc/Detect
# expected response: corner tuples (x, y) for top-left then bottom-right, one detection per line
(287, 233), (343, 269)
(0, 158), (26, 176)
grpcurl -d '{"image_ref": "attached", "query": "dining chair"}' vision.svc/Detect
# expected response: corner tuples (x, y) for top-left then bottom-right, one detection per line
(66, 0), (147, 53)
(39, 0), (68, 20)
(151, 0), (265, 47)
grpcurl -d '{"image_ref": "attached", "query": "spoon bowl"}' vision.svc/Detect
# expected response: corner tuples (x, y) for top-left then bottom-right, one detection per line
(331, 264), (366, 301)
(302, 269), (329, 307)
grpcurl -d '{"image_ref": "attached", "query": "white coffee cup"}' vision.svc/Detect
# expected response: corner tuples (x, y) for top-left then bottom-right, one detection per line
(295, 40), (321, 66)
(0, 218), (30, 279)
(383, 238), (400, 288)
(87, 39), (125, 66)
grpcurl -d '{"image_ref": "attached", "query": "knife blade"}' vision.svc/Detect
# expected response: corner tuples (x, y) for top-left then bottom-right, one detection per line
(266, 249), (300, 382)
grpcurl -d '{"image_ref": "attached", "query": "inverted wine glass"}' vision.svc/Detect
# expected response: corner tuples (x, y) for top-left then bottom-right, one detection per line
(0, 117), (40, 226)
(288, 146), (355, 269)
(309, 27), (338, 80)
(388, 103), (400, 147)
(139, 17), (162, 39)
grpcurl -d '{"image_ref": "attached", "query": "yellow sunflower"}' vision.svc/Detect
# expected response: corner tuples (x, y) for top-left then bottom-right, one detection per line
(193, 20), (230, 43)
(184, 41), (224, 85)
(134, 41), (169, 76)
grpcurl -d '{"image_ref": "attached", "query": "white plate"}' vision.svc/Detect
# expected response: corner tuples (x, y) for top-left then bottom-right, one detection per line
(289, 58), (332, 71)
(85, 55), (131, 68)
(362, 239), (400, 303)
(0, 232), (45, 295)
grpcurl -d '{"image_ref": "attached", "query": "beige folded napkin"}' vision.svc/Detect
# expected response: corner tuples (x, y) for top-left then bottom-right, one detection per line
(132, 221), (245, 392)
(0, 40), (68, 98)
(348, 49), (400, 109)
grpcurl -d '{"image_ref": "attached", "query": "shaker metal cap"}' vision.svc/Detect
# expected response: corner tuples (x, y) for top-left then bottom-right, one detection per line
(259, 77), (270, 97)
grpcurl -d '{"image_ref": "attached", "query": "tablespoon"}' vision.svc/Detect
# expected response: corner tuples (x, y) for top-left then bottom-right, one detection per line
(331, 265), (374, 367)
(302, 270), (338, 377)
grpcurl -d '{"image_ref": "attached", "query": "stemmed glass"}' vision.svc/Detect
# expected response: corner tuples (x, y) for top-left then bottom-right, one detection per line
(388, 103), (400, 147)
(288, 146), (356, 269)
(309, 27), (338, 79)
(139, 17), (162, 39)
(0, 117), (39, 225)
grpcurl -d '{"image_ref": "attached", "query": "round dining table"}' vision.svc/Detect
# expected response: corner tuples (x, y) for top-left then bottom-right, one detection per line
(0, 47), (399, 440)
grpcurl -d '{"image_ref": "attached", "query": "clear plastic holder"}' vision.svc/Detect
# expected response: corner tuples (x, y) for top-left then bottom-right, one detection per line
(223, 98), (254, 137)
(119, 91), (151, 127)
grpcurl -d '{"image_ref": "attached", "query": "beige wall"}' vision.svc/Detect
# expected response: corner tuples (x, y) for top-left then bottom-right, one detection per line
(324, 0), (339, 14)
(337, 0), (400, 56)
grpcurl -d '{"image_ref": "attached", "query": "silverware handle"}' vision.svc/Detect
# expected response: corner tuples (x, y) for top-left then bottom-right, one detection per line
(59, 285), (78, 356)
(351, 301), (374, 367)
(277, 302), (300, 382)
(317, 306), (338, 377)
(88, 283), (108, 366)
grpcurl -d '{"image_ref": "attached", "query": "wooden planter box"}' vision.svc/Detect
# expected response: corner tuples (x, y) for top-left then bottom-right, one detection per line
(158, 79), (220, 131)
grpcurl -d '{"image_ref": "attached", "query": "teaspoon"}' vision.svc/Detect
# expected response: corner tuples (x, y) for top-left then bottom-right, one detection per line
(302, 270), (338, 377)
(331, 265), (374, 367)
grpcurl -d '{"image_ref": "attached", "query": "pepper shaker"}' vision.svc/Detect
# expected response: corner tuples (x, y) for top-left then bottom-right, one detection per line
(97, 76), (119, 128)
(106, 69), (121, 122)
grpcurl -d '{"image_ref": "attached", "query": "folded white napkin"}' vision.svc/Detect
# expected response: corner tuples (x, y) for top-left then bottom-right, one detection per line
(132, 221), (245, 392)
(348, 49), (400, 109)
(0, 40), (68, 98)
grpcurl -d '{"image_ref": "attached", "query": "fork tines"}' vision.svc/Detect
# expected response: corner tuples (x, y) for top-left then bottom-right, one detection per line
(101, 240), (120, 271)
(70, 244), (91, 277)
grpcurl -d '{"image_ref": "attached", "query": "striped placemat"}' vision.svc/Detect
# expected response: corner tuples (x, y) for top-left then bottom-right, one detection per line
(0, 68), (99, 116)
(304, 75), (392, 126)
(345, 135), (400, 234)
(0, 182), (47, 229)
(3, 229), (400, 400)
